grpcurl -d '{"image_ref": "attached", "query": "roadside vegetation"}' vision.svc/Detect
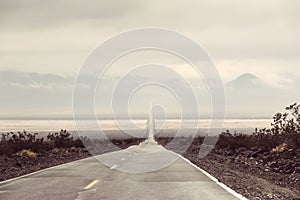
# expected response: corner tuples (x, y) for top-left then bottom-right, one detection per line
(217, 102), (300, 151)
(0, 103), (299, 199)
(2, 103), (299, 157)
(0, 129), (84, 156)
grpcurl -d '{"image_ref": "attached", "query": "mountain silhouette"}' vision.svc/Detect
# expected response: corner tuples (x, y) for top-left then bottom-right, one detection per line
(226, 73), (260, 89)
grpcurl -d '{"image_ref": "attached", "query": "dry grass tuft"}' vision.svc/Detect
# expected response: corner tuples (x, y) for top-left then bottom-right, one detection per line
(271, 143), (288, 153)
(51, 148), (65, 154)
(17, 149), (37, 158)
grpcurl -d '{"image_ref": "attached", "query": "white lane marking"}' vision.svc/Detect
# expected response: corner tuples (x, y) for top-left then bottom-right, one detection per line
(110, 165), (118, 169)
(84, 180), (99, 190)
(0, 191), (9, 193)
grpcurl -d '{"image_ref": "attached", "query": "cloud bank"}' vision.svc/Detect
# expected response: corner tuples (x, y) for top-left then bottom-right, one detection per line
(0, 70), (299, 119)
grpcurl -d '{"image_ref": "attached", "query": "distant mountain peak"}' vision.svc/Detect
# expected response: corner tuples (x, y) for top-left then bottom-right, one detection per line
(227, 73), (260, 89)
(236, 73), (258, 80)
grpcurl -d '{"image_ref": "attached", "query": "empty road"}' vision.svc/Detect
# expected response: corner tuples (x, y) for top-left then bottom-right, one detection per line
(0, 145), (245, 200)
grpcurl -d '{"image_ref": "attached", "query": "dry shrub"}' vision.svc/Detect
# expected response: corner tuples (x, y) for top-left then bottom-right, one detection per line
(47, 130), (84, 148)
(51, 148), (61, 154)
(271, 143), (288, 153)
(17, 149), (37, 158)
(51, 148), (69, 154)
(0, 131), (45, 156)
(0, 130), (85, 156)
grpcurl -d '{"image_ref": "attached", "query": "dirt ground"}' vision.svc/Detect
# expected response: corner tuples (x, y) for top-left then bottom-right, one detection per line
(184, 148), (300, 200)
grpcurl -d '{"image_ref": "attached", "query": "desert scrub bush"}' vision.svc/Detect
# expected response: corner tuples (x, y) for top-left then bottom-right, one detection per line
(0, 131), (45, 156)
(47, 130), (84, 149)
(0, 130), (85, 156)
(217, 103), (300, 151)
(217, 130), (252, 149)
(270, 103), (300, 148)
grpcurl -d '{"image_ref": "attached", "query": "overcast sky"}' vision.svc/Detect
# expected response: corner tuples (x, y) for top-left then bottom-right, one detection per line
(0, 0), (299, 119)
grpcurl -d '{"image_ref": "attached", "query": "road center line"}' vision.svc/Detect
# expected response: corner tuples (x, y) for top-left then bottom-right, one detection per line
(84, 180), (99, 190)
(110, 165), (118, 169)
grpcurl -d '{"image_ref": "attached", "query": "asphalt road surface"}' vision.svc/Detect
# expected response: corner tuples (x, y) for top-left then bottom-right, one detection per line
(0, 144), (245, 200)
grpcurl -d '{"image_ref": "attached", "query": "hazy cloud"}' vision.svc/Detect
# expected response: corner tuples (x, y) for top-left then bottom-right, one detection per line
(1, 70), (299, 118)
(0, 70), (72, 89)
(0, 0), (143, 29)
(0, 1), (299, 118)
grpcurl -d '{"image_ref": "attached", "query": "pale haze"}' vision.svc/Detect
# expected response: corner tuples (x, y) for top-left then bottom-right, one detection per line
(0, 0), (299, 119)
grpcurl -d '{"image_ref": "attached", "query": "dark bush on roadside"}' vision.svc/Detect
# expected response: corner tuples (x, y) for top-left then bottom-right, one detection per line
(0, 130), (84, 156)
(0, 131), (46, 156)
(47, 130), (84, 149)
(217, 130), (252, 149)
(272, 103), (300, 148)
(217, 103), (300, 151)
(217, 129), (276, 150)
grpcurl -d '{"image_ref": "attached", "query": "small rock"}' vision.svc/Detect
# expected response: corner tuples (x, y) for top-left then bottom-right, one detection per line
(226, 150), (235, 156)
